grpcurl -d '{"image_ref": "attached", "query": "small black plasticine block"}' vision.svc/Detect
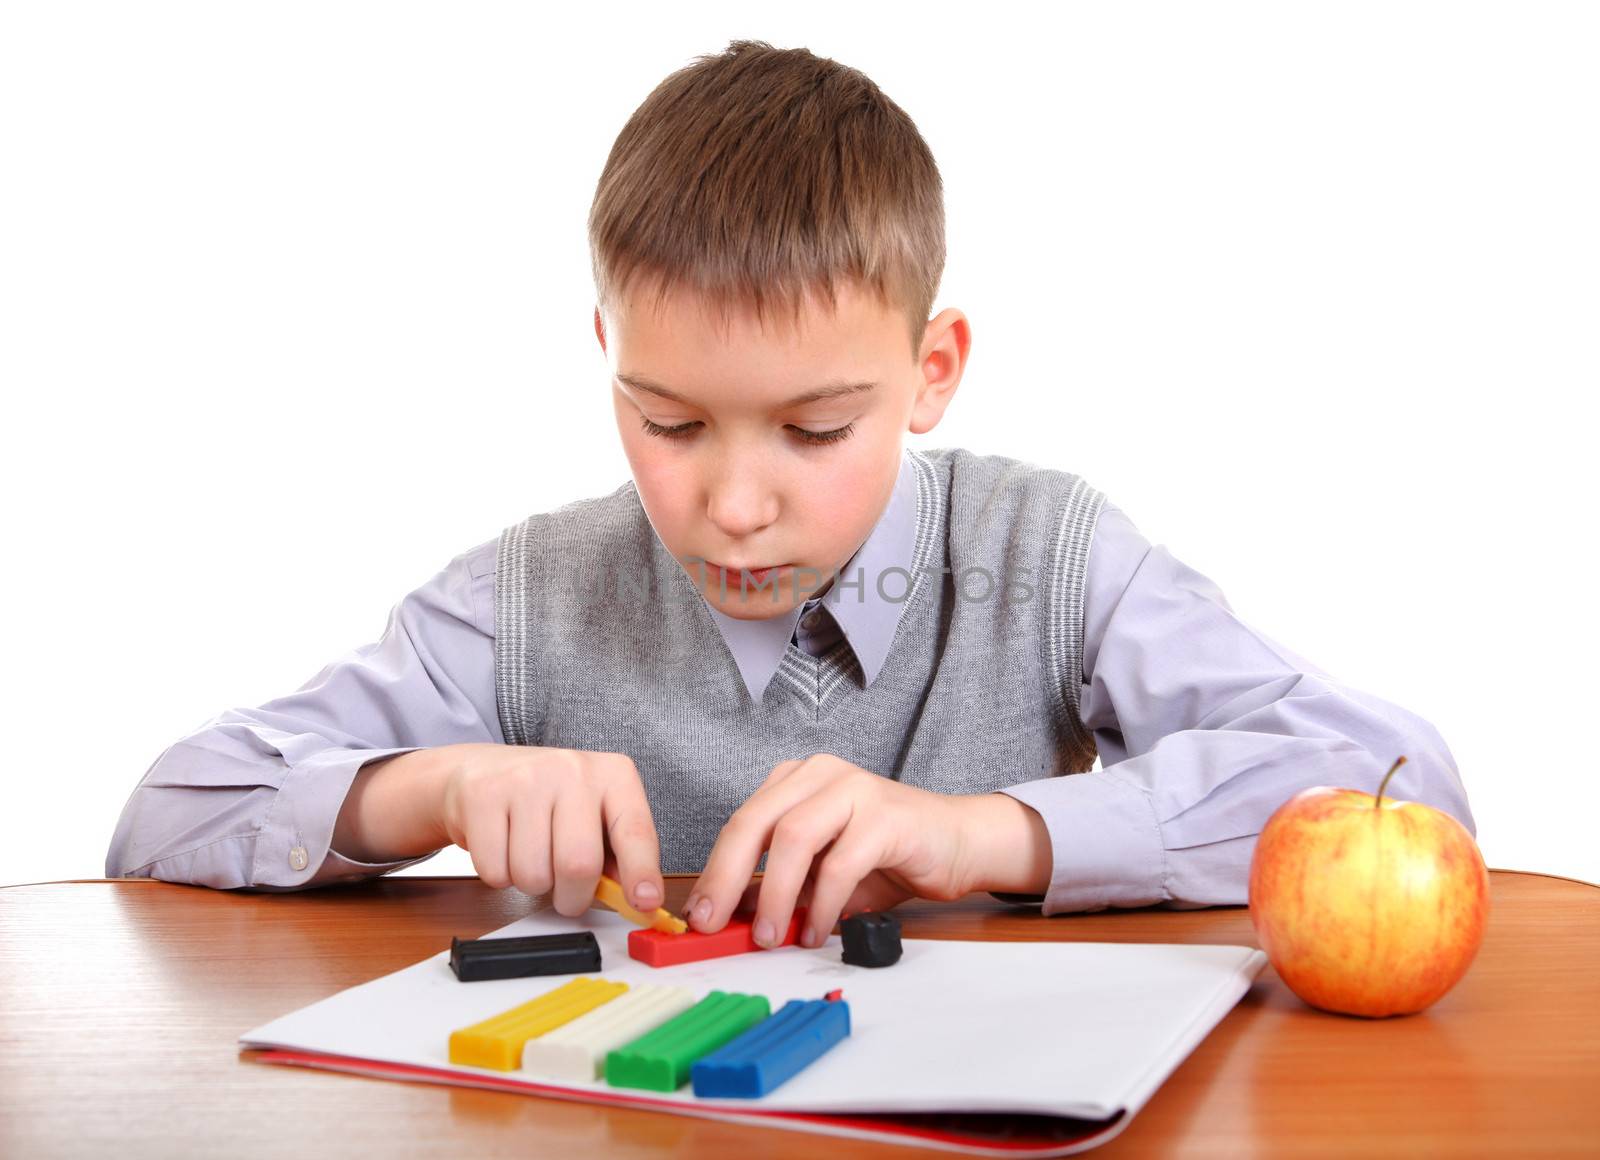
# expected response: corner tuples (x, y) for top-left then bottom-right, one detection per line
(448, 931), (602, 982)
(840, 911), (902, 968)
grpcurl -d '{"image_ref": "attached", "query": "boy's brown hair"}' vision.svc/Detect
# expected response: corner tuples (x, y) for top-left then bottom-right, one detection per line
(588, 39), (945, 360)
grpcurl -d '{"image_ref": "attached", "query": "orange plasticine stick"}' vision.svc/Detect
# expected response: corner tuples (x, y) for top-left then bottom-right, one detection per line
(593, 874), (688, 935)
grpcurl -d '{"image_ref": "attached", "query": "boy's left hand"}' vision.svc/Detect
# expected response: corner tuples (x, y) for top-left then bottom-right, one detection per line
(683, 753), (1050, 949)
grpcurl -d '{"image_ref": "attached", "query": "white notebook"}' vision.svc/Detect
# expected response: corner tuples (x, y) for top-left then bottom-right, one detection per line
(240, 908), (1266, 1156)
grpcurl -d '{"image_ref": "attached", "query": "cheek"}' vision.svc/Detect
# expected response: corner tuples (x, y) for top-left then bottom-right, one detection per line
(615, 400), (681, 509)
(626, 446), (694, 537)
(800, 458), (883, 532)
(801, 472), (856, 517)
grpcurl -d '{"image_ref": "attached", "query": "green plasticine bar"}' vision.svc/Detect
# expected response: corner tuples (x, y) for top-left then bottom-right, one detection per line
(604, 990), (771, 1092)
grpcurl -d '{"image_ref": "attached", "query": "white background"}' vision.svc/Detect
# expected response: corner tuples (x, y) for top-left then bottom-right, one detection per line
(2, 2), (1595, 889)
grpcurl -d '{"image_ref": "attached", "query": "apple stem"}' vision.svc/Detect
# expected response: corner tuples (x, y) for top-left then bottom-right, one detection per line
(1374, 756), (1408, 808)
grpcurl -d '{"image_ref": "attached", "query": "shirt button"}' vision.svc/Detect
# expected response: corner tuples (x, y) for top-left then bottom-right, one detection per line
(288, 846), (309, 871)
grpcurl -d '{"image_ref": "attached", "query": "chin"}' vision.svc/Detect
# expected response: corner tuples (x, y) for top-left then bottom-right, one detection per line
(708, 591), (795, 620)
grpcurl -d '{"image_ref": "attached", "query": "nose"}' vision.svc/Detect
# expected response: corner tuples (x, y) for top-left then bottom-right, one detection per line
(704, 452), (780, 539)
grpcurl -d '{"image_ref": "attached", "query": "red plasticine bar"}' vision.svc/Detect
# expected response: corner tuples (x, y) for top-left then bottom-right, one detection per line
(628, 910), (807, 968)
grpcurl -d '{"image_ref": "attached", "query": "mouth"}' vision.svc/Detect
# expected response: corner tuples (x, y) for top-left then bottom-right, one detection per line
(706, 562), (789, 585)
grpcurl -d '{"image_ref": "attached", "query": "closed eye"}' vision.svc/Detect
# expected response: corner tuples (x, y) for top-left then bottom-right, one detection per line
(637, 416), (697, 440)
(637, 416), (856, 446)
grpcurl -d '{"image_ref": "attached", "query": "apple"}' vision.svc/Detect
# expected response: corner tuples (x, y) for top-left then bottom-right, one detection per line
(1247, 756), (1490, 1018)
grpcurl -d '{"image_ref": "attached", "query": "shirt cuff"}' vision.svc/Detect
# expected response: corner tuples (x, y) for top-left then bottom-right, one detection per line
(247, 746), (440, 889)
(996, 770), (1169, 914)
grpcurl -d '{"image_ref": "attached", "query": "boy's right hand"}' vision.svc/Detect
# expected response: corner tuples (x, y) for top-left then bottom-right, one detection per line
(432, 743), (664, 918)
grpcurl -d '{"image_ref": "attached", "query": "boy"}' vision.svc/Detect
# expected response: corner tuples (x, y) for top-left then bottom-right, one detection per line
(106, 41), (1474, 952)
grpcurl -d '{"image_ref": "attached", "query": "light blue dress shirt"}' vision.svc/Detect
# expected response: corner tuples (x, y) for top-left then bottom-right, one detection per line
(105, 450), (1475, 913)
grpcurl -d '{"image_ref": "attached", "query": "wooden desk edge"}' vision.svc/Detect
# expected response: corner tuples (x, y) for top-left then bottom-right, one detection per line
(7, 865), (1598, 891)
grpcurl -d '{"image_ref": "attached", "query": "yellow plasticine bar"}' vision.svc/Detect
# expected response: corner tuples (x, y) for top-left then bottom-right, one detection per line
(594, 874), (688, 935)
(449, 977), (628, 1071)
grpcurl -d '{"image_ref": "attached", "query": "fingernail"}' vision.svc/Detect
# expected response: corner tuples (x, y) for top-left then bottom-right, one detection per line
(692, 897), (713, 927)
(801, 925), (818, 948)
(634, 880), (661, 907)
(753, 918), (776, 947)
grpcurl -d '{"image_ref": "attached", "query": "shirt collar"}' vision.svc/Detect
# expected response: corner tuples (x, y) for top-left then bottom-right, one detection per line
(703, 448), (920, 703)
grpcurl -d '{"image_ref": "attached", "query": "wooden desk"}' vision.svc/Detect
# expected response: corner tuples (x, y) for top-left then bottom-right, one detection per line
(2, 870), (1596, 1158)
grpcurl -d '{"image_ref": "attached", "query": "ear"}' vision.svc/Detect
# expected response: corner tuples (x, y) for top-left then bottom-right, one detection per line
(908, 308), (971, 435)
(593, 306), (607, 354)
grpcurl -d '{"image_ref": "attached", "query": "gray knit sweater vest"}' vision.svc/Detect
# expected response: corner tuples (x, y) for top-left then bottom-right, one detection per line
(494, 446), (1107, 873)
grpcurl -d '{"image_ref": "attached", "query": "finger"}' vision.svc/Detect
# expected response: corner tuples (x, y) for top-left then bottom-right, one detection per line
(758, 758), (805, 789)
(685, 878), (760, 924)
(689, 757), (845, 932)
(506, 787), (554, 898)
(802, 819), (889, 948)
(549, 784), (604, 917)
(463, 802), (511, 891)
(839, 874), (915, 923)
(754, 792), (853, 948)
(600, 769), (664, 912)
(790, 872), (905, 922)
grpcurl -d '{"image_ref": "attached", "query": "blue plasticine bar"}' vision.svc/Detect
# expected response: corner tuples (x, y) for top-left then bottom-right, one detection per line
(690, 998), (851, 1098)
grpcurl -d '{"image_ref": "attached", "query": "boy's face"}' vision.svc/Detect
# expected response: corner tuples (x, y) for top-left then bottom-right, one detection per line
(596, 279), (968, 621)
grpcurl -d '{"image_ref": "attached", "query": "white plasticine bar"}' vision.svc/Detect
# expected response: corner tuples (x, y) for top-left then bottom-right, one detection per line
(521, 983), (696, 1082)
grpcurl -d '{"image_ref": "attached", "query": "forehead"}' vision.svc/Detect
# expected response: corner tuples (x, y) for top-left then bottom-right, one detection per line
(608, 277), (903, 362)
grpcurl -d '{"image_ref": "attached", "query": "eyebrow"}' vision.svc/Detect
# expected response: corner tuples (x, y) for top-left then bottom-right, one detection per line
(616, 372), (879, 410)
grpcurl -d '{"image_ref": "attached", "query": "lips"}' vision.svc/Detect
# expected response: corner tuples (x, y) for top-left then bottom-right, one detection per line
(708, 562), (786, 583)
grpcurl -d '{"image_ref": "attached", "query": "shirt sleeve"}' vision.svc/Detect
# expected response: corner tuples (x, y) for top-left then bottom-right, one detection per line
(997, 501), (1476, 915)
(105, 536), (503, 891)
